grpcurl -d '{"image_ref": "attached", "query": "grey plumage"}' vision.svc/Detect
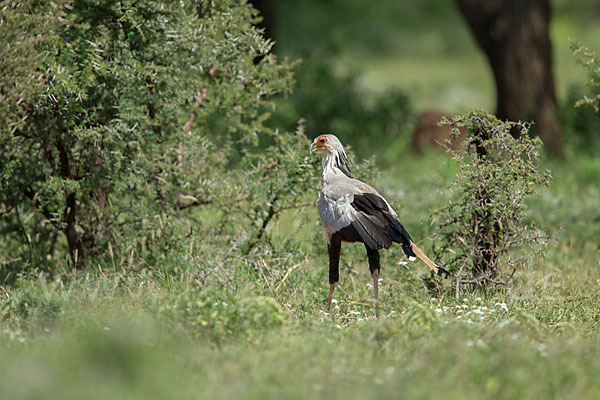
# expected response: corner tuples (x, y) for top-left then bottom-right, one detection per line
(313, 134), (415, 258)
(310, 134), (449, 318)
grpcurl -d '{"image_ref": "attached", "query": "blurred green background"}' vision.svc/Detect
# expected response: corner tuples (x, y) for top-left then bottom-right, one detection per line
(261, 0), (600, 160)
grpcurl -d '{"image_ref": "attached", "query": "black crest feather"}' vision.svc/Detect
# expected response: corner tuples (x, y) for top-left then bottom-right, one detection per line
(335, 150), (354, 179)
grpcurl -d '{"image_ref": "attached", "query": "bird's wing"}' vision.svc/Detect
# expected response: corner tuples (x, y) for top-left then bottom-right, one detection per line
(319, 177), (398, 249)
(348, 193), (394, 249)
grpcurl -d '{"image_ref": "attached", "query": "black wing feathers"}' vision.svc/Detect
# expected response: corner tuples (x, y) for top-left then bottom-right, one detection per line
(350, 193), (417, 258)
(386, 215), (417, 259)
(350, 194), (392, 249)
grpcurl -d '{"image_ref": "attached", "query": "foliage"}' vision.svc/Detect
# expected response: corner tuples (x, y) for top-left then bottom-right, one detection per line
(270, 60), (413, 161)
(0, 0), (299, 273)
(229, 127), (320, 254)
(562, 41), (600, 152)
(1, 3), (599, 398)
(172, 291), (284, 344)
(432, 111), (552, 294)
(559, 86), (600, 153)
(274, 0), (474, 57)
(571, 40), (600, 112)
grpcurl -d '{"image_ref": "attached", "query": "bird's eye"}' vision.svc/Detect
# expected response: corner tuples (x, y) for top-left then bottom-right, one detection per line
(318, 136), (328, 144)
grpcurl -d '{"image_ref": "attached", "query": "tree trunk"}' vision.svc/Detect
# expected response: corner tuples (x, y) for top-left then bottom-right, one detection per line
(457, 0), (563, 155)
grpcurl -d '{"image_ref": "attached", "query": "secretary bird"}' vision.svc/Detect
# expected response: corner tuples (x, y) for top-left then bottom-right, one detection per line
(310, 134), (449, 318)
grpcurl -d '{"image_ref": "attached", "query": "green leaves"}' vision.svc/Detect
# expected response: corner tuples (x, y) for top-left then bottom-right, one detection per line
(0, 0), (296, 270)
(433, 111), (551, 292)
(571, 40), (600, 113)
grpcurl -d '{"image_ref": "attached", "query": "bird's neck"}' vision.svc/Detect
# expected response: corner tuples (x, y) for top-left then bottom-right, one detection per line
(322, 151), (354, 181)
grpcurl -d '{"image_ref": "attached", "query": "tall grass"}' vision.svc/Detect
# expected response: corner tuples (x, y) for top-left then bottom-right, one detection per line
(1, 150), (598, 399)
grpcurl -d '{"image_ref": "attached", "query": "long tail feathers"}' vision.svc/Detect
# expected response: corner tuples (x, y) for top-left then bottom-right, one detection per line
(410, 241), (450, 278)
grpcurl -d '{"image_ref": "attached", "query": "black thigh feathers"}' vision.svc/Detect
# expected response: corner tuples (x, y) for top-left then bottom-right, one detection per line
(348, 193), (417, 259)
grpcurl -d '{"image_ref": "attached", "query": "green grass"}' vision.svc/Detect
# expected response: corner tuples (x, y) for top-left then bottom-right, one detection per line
(1, 150), (598, 399)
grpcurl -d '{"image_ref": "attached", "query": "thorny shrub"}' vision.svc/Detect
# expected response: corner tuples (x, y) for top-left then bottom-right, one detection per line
(571, 40), (600, 112)
(432, 111), (552, 297)
(0, 0), (300, 277)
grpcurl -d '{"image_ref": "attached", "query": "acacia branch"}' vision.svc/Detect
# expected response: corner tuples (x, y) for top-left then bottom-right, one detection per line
(178, 88), (209, 168)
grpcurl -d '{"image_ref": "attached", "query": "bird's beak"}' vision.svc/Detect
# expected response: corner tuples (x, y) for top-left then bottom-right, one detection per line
(310, 141), (323, 154)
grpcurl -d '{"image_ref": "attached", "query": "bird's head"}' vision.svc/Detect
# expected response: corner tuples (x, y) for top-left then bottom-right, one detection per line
(310, 134), (343, 155)
(310, 134), (354, 178)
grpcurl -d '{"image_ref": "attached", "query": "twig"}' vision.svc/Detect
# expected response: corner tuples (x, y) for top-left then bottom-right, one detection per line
(455, 266), (464, 299)
(231, 255), (261, 271)
(275, 263), (300, 292)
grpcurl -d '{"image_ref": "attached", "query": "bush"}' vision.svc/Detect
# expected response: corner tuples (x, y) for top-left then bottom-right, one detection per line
(559, 86), (600, 153)
(565, 40), (600, 153)
(0, 1), (300, 275)
(432, 111), (551, 295)
(571, 40), (600, 113)
(168, 290), (283, 344)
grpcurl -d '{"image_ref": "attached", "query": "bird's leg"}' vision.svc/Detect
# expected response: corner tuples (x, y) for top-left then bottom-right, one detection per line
(327, 235), (341, 312)
(327, 282), (336, 312)
(372, 269), (379, 319)
(366, 246), (380, 319)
